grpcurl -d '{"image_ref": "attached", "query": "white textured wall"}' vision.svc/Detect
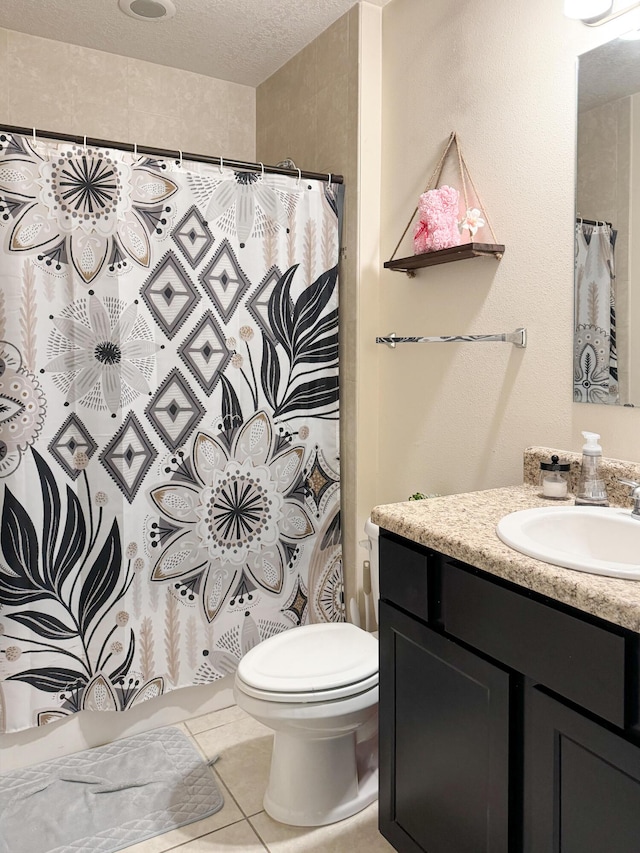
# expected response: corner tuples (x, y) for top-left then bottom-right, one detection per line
(375, 0), (640, 508)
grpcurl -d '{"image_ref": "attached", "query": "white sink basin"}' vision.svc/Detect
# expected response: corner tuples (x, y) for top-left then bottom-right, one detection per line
(496, 506), (640, 580)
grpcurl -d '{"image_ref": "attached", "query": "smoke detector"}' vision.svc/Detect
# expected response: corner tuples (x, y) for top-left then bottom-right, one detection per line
(118, 0), (176, 22)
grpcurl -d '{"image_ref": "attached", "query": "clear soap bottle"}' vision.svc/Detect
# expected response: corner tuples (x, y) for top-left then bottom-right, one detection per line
(575, 431), (609, 507)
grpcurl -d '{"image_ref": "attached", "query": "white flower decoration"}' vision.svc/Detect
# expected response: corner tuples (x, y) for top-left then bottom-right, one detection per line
(0, 136), (177, 284)
(45, 295), (160, 413)
(459, 208), (485, 237)
(149, 411), (315, 622)
(194, 171), (299, 246)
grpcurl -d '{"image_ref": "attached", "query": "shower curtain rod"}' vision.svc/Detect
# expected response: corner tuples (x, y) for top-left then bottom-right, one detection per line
(577, 216), (612, 229)
(0, 123), (343, 185)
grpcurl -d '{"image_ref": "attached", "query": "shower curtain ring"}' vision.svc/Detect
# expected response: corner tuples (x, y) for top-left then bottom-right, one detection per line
(219, 156), (224, 174)
(133, 142), (137, 159)
(296, 168), (301, 186)
(327, 173), (332, 188)
(259, 161), (264, 179)
(177, 149), (183, 168)
(32, 127), (37, 145)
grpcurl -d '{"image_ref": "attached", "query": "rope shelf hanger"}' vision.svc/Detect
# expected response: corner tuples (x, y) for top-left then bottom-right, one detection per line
(385, 131), (505, 276)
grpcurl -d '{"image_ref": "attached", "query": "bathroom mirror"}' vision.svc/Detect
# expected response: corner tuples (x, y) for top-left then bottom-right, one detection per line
(575, 36), (640, 406)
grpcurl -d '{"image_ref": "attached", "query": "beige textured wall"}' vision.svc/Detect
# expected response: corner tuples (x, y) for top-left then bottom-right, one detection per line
(256, 6), (372, 619)
(256, 9), (357, 180)
(577, 99), (630, 231)
(377, 0), (640, 509)
(0, 26), (255, 159)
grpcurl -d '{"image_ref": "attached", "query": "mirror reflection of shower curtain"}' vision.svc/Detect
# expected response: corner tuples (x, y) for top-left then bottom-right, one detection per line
(574, 221), (618, 404)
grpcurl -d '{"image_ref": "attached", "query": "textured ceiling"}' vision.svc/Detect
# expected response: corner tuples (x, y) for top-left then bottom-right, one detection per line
(0, 0), (391, 87)
(579, 38), (640, 112)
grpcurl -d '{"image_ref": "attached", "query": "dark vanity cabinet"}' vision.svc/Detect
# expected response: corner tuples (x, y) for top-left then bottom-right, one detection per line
(525, 687), (640, 853)
(378, 529), (640, 853)
(379, 600), (511, 853)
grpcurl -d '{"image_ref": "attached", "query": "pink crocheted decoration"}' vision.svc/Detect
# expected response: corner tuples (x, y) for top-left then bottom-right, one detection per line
(413, 185), (461, 253)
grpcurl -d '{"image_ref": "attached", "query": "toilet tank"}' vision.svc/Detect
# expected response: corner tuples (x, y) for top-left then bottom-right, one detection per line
(363, 518), (380, 624)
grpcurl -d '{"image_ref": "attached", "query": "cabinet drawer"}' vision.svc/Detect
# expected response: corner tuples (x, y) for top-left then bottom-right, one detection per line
(441, 561), (627, 727)
(380, 531), (429, 621)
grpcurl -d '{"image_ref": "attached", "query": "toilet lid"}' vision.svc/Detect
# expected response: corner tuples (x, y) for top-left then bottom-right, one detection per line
(236, 622), (378, 694)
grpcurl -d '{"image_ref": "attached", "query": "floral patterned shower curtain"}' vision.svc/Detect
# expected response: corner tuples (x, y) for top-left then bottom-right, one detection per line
(0, 132), (343, 734)
(574, 220), (618, 404)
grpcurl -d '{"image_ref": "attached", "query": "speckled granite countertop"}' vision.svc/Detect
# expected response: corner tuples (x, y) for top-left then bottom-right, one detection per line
(371, 470), (640, 634)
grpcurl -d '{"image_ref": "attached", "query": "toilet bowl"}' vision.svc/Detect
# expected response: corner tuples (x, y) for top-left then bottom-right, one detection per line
(233, 520), (380, 827)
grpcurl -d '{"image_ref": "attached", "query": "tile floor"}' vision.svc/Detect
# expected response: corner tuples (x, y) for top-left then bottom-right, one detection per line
(123, 705), (395, 852)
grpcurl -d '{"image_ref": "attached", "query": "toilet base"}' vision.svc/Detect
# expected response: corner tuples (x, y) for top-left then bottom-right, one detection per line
(263, 729), (379, 826)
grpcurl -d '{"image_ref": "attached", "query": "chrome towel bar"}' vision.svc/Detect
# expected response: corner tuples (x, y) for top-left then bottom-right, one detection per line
(376, 328), (527, 349)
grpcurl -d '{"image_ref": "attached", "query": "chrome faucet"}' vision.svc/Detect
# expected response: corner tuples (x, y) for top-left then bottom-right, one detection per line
(619, 479), (640, 520)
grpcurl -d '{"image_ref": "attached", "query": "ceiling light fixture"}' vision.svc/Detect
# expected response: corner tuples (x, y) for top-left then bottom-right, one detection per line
(118, 0), (176, 22)
(564, 0), (613, 19)
(564, 0), (640, 26)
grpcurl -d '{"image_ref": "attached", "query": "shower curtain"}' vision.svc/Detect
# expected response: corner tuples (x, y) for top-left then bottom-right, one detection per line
(0, 131), (343, 734)
(573, 220), (618, 404)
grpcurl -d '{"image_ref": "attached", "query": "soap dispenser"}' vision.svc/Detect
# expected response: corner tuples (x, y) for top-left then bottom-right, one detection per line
(575, 431), (609, 507)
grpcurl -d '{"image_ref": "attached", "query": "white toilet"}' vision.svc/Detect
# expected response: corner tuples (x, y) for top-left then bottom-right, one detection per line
(233, 519), (380, 827)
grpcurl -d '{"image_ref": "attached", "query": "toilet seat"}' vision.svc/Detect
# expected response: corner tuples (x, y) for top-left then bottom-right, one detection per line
(235, 670), (378, 703)
(235, 622), (378, 703)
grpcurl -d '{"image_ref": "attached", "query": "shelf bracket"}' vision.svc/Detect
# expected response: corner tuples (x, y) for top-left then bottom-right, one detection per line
(376, 328), (527, 349)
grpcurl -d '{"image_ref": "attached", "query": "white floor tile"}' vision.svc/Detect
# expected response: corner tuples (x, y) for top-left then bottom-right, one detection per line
(194, 715), (273, 817)
(250, 802), (394, 853)
(121, 772), (244, 852)
(172, 818), (267, 851)
(186, 705), (249, 736)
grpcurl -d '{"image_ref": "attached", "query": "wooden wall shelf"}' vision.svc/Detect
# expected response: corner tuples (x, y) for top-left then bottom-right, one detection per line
(384, 242), (505, 276)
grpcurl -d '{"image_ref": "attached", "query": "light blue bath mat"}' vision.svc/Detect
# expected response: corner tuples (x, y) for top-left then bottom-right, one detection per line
(0, 726), (224, 853)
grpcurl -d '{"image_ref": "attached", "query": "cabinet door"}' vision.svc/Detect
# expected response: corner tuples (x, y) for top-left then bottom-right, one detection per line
(379, 601), (511, 853)
(525, 685), (640, 853)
